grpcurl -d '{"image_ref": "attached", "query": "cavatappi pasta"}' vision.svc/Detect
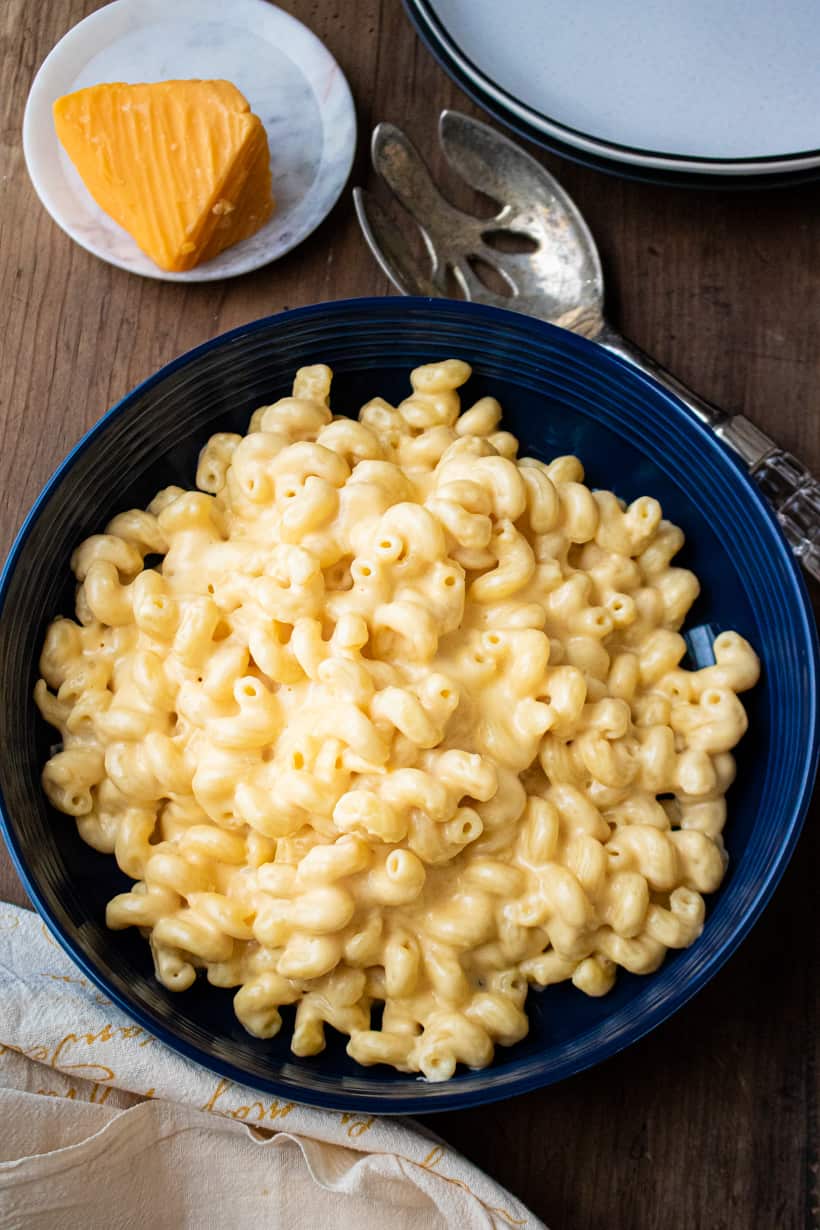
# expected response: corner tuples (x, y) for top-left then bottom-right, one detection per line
(35, 360), (759, 1080)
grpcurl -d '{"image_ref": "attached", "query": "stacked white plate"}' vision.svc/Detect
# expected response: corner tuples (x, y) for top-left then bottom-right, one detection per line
(404, 0), (820, 184)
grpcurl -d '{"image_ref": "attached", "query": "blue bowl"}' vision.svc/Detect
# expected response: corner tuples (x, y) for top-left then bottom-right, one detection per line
(0, 298), (817, 1113)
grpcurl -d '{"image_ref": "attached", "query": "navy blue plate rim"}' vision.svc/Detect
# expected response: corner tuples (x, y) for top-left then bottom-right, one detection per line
(1, 297), (818, 1114)
(402, 0), (820, 189)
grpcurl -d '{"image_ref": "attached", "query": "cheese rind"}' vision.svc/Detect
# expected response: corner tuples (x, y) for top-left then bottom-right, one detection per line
(53, 80), (275, 272)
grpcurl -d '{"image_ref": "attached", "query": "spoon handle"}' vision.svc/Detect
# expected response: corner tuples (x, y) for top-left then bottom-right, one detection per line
(596, 325), (820, 583)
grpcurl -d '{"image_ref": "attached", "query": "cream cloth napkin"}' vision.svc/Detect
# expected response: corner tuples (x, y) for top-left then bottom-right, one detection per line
(0, 904), (543, 1229)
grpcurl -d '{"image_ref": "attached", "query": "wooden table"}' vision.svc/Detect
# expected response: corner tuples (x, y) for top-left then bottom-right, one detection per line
(2, 3), (818, 1226)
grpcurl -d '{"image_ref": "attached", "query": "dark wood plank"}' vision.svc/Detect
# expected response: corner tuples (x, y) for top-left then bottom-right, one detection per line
(1, 2), (818, 1227)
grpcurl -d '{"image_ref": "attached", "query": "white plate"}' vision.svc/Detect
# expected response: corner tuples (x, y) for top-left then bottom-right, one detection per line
(23, 0), (356, 280)
(410, 0), (820, 175)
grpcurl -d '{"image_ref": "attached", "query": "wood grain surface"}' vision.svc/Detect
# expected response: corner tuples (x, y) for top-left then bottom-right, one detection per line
(1, 3), (818, 1227)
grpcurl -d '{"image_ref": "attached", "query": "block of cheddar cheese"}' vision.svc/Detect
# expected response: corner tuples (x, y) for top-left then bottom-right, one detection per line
(53, 80), (275, 273)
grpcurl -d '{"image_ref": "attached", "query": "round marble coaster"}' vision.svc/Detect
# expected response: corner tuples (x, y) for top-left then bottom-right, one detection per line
(23, 0), (357, 281)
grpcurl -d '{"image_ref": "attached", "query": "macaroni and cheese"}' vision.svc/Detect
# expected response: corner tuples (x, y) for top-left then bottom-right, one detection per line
(35, 360), (759, 1080)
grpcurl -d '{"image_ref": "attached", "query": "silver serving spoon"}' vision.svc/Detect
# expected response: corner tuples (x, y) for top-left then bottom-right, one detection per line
(353, 111), (819, 582)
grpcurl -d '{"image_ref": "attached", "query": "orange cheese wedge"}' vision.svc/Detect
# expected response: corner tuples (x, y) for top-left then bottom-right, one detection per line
(53, 80), (275, 272)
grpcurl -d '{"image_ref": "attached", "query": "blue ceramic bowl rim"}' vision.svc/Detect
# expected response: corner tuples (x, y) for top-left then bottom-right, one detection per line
(1, 296), (817, 1114)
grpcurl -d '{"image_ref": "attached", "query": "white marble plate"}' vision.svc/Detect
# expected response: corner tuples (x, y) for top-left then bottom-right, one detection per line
(409, 0), (820, 175)
(23, 0), (356, 281)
